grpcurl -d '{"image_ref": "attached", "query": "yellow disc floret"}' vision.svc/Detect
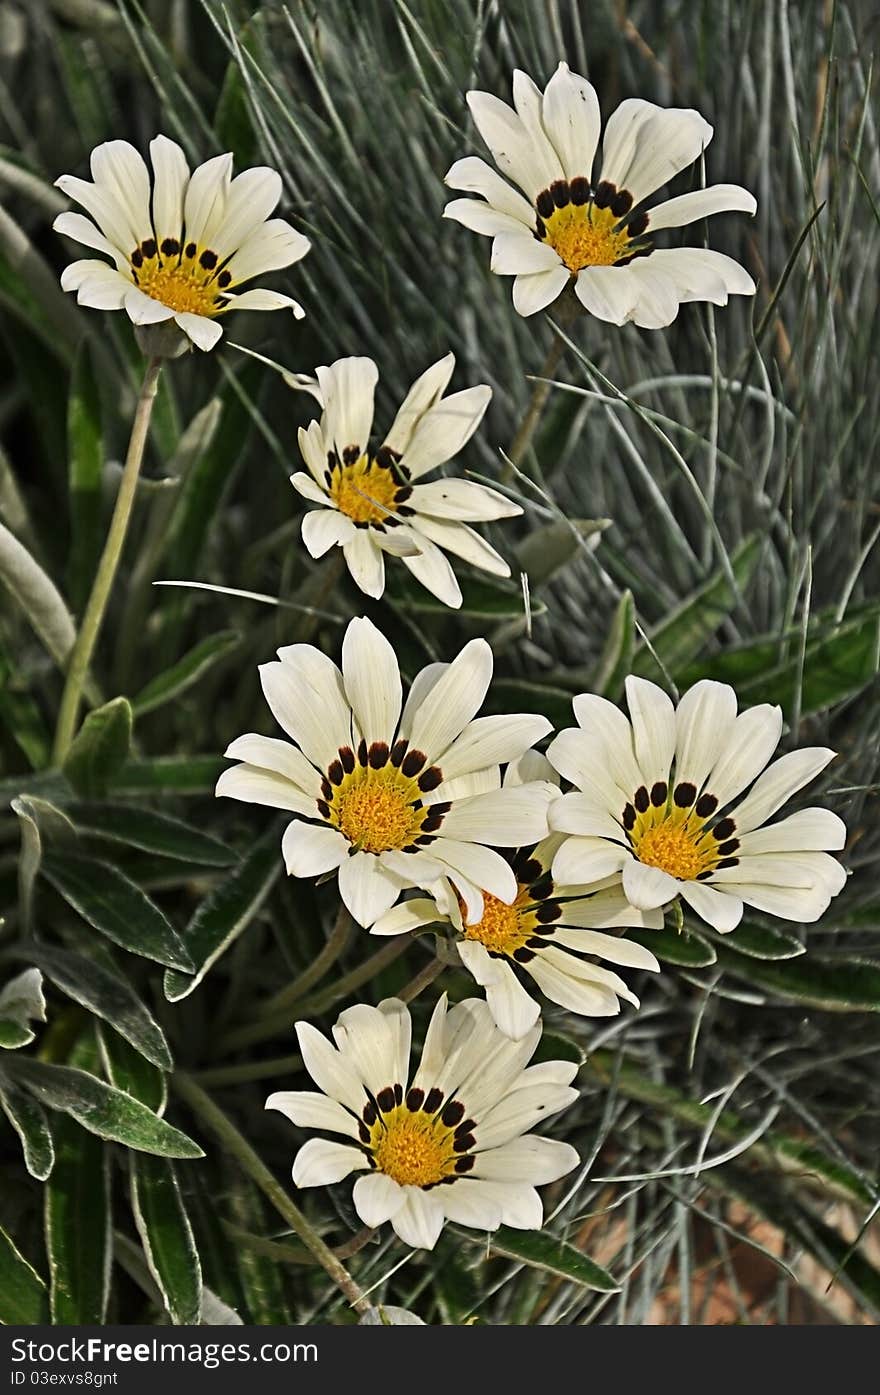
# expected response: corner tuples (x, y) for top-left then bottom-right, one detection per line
(372, 1108), (456, 1187)
(542, 203), (632, 272)
(462, 887), (536, 956)
(129, 238), (229, 318)
(635, 820), (705, 881)
(334, 771), (425, 853)
(329, 455), (401, 525)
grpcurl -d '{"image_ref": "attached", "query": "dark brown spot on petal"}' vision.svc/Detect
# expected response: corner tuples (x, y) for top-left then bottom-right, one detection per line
(570, 175), (591, 205)
(441, 1100), (465, 1128)
(716, 839), (740, 857)
(674, 782), (697, 808)
(376, 1086), (395, 1113)
(418, 766), (443, 792)
(696, 793), (718, 818)
(536, 900), (561, 923)
(713, 817), (736, 841)
(339, 745), (356, 774)
(141, 238), (157, 259)
(406, 1087), (424, 1112)
(634, 786), (650, 814)
(217, 268), (232, 288)
(593, 180), (615, 208)
(424, 1087), (443, 1114)
(328, 759), (344, 785)
(551, 179), (571, 208)
(199, 248), (218, 269)
(628, 211), (649, 238)
(362, 1100), (377, 1125)
(455, 1155), (475, 1173)
(536, 188), (555, 219)
(610, 188), (633, 218)
(623, 802), (636, 830)
(401, 749), (426, 778)
(316, 799), (330, 820)
(368, 741), (390, 769)
(160, 237), (180, 257)
(716, 856), (739, 870)
(514, 947), (535, 963)
(454, 1132), (476, 1153)
(130, 248), (144, 268)
(357, 738), (368, 766)
(184, 241), (196, 258)
(651, 781), (668, 807)
(342, 444), (360, 465)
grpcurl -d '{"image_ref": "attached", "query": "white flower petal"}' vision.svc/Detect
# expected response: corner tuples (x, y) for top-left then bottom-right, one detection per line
(525, 953), (621, 1018)
(291, 471), (331, 506)
(443, 198), (530, 237)
(574, 263), (640, 325)
(623, 261), (682, 329)
(226, 218), (310, 284)
(600, 99), (713, 202)
(294, 1021), (366, 1111)
(221, 287), (305, 317)
(90, 139), (152, 242)
(551, 836), (628, 885)
(342, 530), (385, 598)
(443, 155), (536, 224)
(400, 535), (462, 608)
(149, 135), (188, 240)
(337, 852), (403, 928)
(674, 679), (738, 794)
(738, 807), (846, 854)
(474, 1134), (579, 1185)
(401, 385), (492, 479)
(466, 89), (562, 200)
(437, 714), (551, 784)
(333, 999), (410, 1094)
(341, 616), (402, 745)
(458, 942), (540, 1041)
(441, 784), (555, 846)
(552, 926), (660, 971)
(182, 152), (233, 248)
(648, 184), (757, 231)
(549, 791), (626, 840)
(435, 1181), (503, 1232)
(432, 840), (517, 905)
(732, 748), (835, 834)
(541, 61), (601, 182)
(281, 819), (348, 877)
(410, 516), (510, 578)
(173, 312), (223, 350)
(211, 166), (282, 259)
(215, 764), (317, 817)
(352, 1173), (407, 1227)
(679, 880), (744, 932)
(407, 637), (493, 762)
(382, 353), (456, 455)
(625, 676), (676, 788)
(511, 265), (569, 316)
(476, 1081), (578, 1151)
(55, 174), (139, 256)
(370, 897), (443, 937)
(53, 211), (126, 268)
(647, 247), (756, 303)
(301, 509), (355, 558)
(315, 356), (378, 456)
(259, 652), (351, 769)
(391, 1189), (446, 1250)
(409, 478), (521, 522)
(703, 704), (783, 808)
(491, 231), (562, 275)
(622, 858), (678, 909)
(124, 285), (175, 325)
(265, 1091), (359, 1139)
(222, 733), (320, 793)
(292, 1138), (367, 1187)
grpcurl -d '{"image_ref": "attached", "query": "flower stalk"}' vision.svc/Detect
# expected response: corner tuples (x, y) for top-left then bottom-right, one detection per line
(53, 356), (162, 764)
(173, 1071), (371, 1315)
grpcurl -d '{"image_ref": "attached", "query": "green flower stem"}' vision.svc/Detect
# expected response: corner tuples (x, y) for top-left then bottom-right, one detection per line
(397, 954), (446, 1004)
(53, 357), (162, 764)
(191, 1054), (304, 1087)
(500, 295), (579, 483)
(264, 903), (353, 1018)
(221, 935), (412, 1054)
(173, 1071), (371, 1315)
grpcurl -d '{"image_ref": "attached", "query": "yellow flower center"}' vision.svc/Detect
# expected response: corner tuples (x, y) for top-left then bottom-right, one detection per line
(462, 887), (536, 956)
(129, 237), (230, 318)
(542, 202), (632, 272)
(329, 455), (402, 525)
(635, 820), (704, 881)
(623, 781), (742, 883)
(371, 1108), (455, 1187)
(320, 742), (446, 854)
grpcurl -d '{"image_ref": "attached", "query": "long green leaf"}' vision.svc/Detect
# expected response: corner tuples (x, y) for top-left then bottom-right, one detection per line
(484, 1226), (620, 1292)
(67, 341), (104, 613)
(164, 830), (281, 1001)
(23, 943), (173, 1070)
(0, 1081), (54, 1180)
(45, 1114), (111, 1324)
(629, 926), (717, 968)
(96, 1024), (167, 1114)
(5, 1059), (204, 1158)
(130, 1155), (202, 1324)
(716, 946), (880, 1011)
(63, 697), (132, 798)
(133, 630), (241, 717)
(66, 801), (236, 866)
(42, 850), (194, 973)
(0, 1224), (49, 1324)
(109, 756), (224, 796)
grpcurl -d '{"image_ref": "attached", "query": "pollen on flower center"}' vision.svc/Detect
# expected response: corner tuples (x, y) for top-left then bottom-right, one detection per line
(372, 1111), (451, 1187)
(129, 237), (230, 318)
(321, 744), (446, 855)
(636, 821), (704, 881)
(536, 179), (648, 274)
(462, 888), (533, 956)
(329, 455), (402, 526)
(335, 776), (424, 852)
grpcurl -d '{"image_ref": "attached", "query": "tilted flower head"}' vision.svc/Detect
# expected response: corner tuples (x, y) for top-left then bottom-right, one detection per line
(444, 62), (756, 326)
(372, 752), (662, 1039)
(292, 354), (519, 607)
(267, 995), (579, 1250)
(54, 136), (310, 350)
(547, 677), (847, 932)
(216, 616), (556, 927)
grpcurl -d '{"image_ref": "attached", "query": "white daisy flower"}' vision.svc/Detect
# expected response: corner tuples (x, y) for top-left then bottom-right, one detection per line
(215, 616), (556, 927)
(54, 136), (310, 351)
(547, 676), (847, 933)
(267, 994), (579, 1250)
(291, 354), (520, 607)
(444, 62), (756, 326)
(372, 752), (662, 1039)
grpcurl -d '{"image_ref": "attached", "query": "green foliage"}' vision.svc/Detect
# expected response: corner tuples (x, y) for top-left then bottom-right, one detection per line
(0, 0), (876, 1330)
